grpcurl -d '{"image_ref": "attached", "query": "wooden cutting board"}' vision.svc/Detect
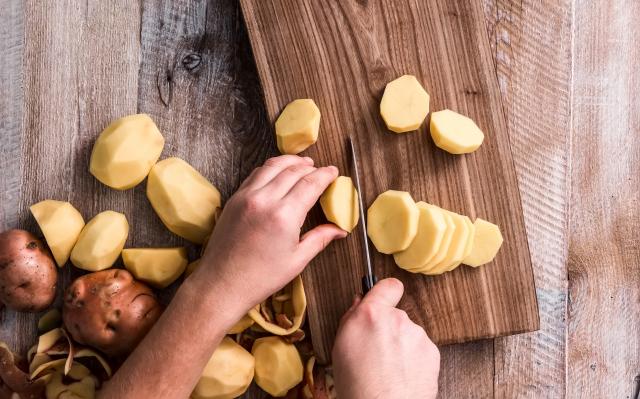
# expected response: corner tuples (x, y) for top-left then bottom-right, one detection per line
(240, 0), (539, 363)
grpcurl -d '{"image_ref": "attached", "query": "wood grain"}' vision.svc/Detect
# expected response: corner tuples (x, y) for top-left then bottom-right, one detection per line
(568, 0), (640, 397)
(240, 0), (539, 363)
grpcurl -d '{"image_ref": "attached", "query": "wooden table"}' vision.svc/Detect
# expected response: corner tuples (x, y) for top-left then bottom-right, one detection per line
(1, 1), (638, 397)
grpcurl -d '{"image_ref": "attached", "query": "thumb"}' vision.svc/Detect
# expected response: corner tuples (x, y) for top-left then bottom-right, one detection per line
(360, 278), (404, 307)
(297, 224), (347, 266)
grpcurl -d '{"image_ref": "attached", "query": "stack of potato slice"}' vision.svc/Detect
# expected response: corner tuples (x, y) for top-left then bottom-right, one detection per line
(367, 190), (503, 276)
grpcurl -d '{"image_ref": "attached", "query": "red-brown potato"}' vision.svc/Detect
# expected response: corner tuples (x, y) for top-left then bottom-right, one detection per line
(62, 269), (163, 358)
(0, 229), (57, 312)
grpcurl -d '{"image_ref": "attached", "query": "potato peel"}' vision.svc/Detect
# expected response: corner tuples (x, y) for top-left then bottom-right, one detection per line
(249, 275), (306, 336)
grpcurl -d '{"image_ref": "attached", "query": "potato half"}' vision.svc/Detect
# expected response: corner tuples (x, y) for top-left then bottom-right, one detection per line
(122, 247), (188, 289)
(70, 211), (129, 271)
(30, 200), (85, 267)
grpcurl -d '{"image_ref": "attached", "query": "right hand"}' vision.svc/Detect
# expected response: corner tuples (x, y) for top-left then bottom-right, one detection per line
(332, 278), (440, 399)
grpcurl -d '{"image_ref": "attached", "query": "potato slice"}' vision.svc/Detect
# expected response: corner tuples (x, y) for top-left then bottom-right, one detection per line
(393, 202), (447, 271)
(30, 200), (85, 267)
(366, 190), (419, 254)
(463, 218), (504, 267)
(319, 176), (359, 233)
(419, 210), (455, 273)
(380, 75), (430, 133)
(252, 337), (303, 397)
(70, 211), (128, 271)
(89, 114), (165, 190)
(425, 212), (471, 275)
(147, 157), (222, 244)
(122, 247), (188, 289)
(443, 215), (475, 273)
(275, 99), (321, 154)
(430, 109), (484, 154)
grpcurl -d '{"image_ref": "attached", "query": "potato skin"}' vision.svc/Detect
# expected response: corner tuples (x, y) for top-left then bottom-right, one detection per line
(63, 269), (163, 357)
(0, 229), (57, 312)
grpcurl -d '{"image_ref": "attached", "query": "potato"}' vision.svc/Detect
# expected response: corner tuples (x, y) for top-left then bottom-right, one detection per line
(228, 314), (255, 335)
(122, 247), (188, 289)
(89, 114), (165, 190)
(380, 75), (430, 133)
(430, 109), (484, 154)
(191, 337), (255, 399)
(63, 269), (163, 357)
(319, 176), (359, 232)
(275, 99), (321, 154)
(420, 210), (455, 273)
(0, 230), (57, 312)
(252, 337), (303, 397)
(393, 202), (448, 271)
(425, 211), (471, 275)
(366, 190), (419, 254)
(30, 200), (85, 267)
(70, 211), (129, 271)
(146, 157), (222, 244)
(463, 218), (503, 267)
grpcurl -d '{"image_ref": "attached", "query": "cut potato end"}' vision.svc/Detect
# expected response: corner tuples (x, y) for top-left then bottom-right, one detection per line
(275, 99), (320, 154)
(70, 211), (129, 271)
(122, 247), (188, 289)
(463, 218), (504, 267)
(430, 109), (484, 154)
(319, 176), (359, 233)
(380, 75), (430, 133)
(426, 211), (470, 275)
(394, 202), (447, 270)
(30, 200), (85, 267)
(367, 190), (419, 254)
(419, 210), (456, 273)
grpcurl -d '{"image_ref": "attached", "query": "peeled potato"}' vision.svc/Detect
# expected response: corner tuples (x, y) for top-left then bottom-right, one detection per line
(70, 211), (128, 271)
(380, 75), (430, 133)
(393, 202), (447, 271)
(319, 176), (359, 233)
(30, 200), (85, 267)
(192, 337), (255, 399)
(463, 218), (503, 267)
(420, 210), (455, 274)
(443, 214), (475, 273)
(89, 114), (165, 190)
(252, 337), (303, 397)
(430, 109), (484, 154)
(461, 216), (476, 260)
(367, 191), (419, 254)
(275, 99), (321, 154)
(426, 211), (471, 275)
(147, 157), (222, 244)
(122, 247), (188, 289)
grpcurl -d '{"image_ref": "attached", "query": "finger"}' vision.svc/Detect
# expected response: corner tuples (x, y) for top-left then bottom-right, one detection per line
(359, 278), (404, 307)
(342, 294), (362, 319)
(240, 155), (314, 190)
(296, 224), (347, 266)
(260, 164), (317, 198)
(284, 166), (339, 213)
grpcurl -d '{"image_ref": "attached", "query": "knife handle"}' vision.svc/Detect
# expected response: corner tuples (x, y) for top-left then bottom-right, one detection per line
(361, 275), (378, 295)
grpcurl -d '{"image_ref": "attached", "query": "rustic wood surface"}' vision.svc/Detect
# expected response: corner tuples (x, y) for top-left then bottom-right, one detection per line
(1, 0), (638, 398)
(240, 0), (539, 363)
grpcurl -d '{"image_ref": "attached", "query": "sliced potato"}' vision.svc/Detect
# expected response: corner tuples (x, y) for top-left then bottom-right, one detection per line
(430, 109), (484, 154)
(380, 75), (430, 133)
(425, 212), (470, 275)
(30, 200), (85, 267)
(70, 211), (129, 271)
(122, 247), (188, 289)
(367, 190), (419, 254)
(419, 210), (455, 274)
(463, 218), (504, 267)
(275, 99), (321, 154)
(393, 202), (447, 271)
(443, 215), (475, 272)
(319, 176), (359, 233)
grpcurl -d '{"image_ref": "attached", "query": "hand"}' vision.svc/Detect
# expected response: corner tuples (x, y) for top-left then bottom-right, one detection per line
(332, 278), (440, 399)
(193, 155), (347, 317)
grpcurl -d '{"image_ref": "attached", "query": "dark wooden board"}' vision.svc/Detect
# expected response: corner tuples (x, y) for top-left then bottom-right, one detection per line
(240, 0), (539, 363)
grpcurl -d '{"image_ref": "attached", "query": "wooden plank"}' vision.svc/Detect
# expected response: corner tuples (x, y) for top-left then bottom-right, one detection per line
(240, 0), (539, 363)
(568, 0), (640, 397)
(484, 1), (572, 397)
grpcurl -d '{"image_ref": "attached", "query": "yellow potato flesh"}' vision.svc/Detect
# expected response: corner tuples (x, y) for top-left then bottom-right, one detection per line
(463, 218), (504, 267)
(426, 212), (471, 275)
(122, 247), (188, 289)
(146, 157), (222, 244)
(380, 75), (430, 133)
(444, 215), (475, 272)
(192, 337), (255, 399)
(70, 211), (129, 271)
(89, 114), (164, 190)
(319, 176), (359, 233)
(252, 337), (303, 397)
(419, 210), (455, 273)
(366, 190), (419, 254)
(430, 109), (484, 154)
(275, 99), (320, 154)
(393, 202), (447, 271)
(228, 314), (255, 334)
(30, 200), (85, 267)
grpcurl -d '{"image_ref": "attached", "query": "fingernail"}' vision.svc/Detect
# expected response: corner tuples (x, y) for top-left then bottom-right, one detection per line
(327, 165), (338, 174)
(303, 156), (314, 164)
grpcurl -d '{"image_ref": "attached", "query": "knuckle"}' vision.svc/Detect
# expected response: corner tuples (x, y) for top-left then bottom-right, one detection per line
(271, 207), (291, 227)
(355, 303), (378, 323)
(263, 157), (286, 167)
(300, 172), (319, 186)
(240, 193), (267, 214)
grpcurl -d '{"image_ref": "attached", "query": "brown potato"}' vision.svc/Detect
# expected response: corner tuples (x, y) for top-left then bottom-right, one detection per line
(0, 229), (57, 312)
(62, 269), (163, 358)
